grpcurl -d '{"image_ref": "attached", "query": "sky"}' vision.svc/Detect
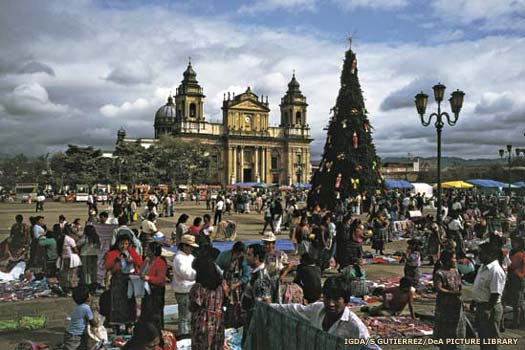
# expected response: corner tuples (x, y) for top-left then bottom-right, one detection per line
(0, 0), (524, 160)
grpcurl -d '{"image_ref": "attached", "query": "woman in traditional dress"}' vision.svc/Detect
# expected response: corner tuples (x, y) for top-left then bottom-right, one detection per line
(104, 235), (142, 333)
(502, 236), (525, 329)
(189, 246), (228, 350)
(140, 241), (168, 331)
(433, 250), (465, 350)
(173, 214), (189, 245)
(59, 228), (80, 294)
(77, 224), (100, 290)
(371, 213), (388, 256)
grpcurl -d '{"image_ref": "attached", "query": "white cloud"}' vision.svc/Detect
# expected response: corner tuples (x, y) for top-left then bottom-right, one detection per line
(431, 0), (525, 30)
(105, 60), (154, 85)
(332, 0), (409, 12)
(1, 83), (68, 116)
(238, 0), (318, 14)
(0, 0), (523, 159)
(100, 98), (152, 119)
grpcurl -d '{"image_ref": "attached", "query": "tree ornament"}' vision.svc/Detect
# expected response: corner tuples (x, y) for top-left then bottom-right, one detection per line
(364, 123), (370, 133)
(351, 108), (359, 115)
(355, 165), (363, 172)
(336, 153), (345, 160)
(325, 161), (333, 172)
(353, 132), (358, 149)
(350, 58), (357, 75)
(351, 178), (360, 190)
(335, 173), (342, 189)
(372, 161), (376, 170)
(341, 120), (347, 128)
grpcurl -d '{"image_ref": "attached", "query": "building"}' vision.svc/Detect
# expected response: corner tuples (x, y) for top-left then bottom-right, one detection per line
(118, 62), (312, 185)
(380, 158), (423, 181)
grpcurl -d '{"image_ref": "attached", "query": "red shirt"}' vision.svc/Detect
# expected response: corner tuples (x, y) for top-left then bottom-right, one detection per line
(105, 248), (142, 274)
(142, 256), (168, 287)
(383, 286), (414, 313)
(510, 251), (525, 278)
(188, 225), (201, 237)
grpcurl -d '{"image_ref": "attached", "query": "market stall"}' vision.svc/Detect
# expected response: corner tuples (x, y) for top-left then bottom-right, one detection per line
(440, 181), (473, 189)
(384, 179), (414, 189)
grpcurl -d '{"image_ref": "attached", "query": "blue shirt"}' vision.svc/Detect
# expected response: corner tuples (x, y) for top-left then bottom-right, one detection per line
(66, 303), (93, 336)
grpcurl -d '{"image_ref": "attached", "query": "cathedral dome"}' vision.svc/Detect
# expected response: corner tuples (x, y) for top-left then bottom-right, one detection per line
(155, 96), (176, 120)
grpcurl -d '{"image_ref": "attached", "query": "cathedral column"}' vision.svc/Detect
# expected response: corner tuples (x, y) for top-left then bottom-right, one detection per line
(255, 147), (260, 182)
(239, 146), (244, 182)
(266, 148), (272, 183)
(231, 146), (237, 184)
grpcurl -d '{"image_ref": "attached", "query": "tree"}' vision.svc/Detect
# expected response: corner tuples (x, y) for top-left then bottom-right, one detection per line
(153, 136), (213, 185)
(51, 145), (103, 188)
(308, 45), (383, 211)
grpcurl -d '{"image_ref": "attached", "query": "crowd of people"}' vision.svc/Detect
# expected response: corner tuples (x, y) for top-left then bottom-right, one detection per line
(0, 187), (524, 350)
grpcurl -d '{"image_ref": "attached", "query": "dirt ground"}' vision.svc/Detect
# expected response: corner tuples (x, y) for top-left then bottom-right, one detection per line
(0, 201), (523, 349)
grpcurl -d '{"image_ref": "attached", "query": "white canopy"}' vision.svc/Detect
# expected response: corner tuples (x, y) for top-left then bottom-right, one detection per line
(410, 182), (433, 198)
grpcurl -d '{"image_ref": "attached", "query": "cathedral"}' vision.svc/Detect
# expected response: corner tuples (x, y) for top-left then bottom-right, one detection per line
(117, 61), (312, 185)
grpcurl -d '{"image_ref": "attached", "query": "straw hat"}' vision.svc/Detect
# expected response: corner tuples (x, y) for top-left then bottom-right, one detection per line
(261, 232), (276, 242)
(180, 234), (199, 247)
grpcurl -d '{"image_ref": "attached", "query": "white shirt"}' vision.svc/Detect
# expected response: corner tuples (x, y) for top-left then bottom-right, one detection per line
(269, 302), (377, 350)
(472, 260), (506, 303)
(62, 235), (77, 259)
(33, 224), (45, 239)
(448, 218), (463, 231)
(172, 250), (196, 293)
(215, 200), (224, 211)
(141, 219), (157, 234)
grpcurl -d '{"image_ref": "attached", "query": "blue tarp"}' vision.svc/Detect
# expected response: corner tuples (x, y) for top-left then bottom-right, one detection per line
(384, 179), (414, 189)
(292, 183), (312, 189)
(234, 182), (263, 187)
(163, 239), (295, 254)
(466, 179), (508, 188)
(513, 182), (525, 188)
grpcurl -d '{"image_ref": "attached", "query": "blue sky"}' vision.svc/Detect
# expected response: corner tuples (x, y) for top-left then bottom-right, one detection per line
(0, 0), (524, 159)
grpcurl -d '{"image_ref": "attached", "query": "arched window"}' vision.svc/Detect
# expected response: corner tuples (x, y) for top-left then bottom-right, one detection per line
(296, 111), (302, 125)
(190, 103), (197, 118)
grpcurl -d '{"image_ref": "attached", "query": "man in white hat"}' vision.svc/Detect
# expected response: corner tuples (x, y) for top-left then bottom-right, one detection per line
(172, 234), (199, 337)
(262, 232), (289, 301)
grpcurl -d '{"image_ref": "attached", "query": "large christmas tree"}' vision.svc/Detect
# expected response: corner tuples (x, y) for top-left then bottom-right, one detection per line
(308, 45), (383, 211)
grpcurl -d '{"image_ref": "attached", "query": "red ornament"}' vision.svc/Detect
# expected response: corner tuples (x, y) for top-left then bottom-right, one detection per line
(335, 173), (342, 189)
(353, 131), (358, 149)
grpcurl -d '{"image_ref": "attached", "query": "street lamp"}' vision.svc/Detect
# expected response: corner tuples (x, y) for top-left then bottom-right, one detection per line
(499, 145), (514, 193)
(415, 83), (465, 224)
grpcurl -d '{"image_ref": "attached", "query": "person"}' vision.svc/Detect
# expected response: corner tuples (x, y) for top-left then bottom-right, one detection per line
(361, 277), (416, 318)
(188, 217), (202, 237)
(241, 244), (272, 344)
(341, 258), (367, 297)
(77, 225), (100, 290)
(336, 215), (359, 269)
(261, 200), (275, 234)
(433, 250), (465, 350)
(216, 241), (251, 328)
(173, 214), (189, 245)
(426, 222), (444, 265)
(196, 214), (213, 249)
(294, 253), (322, 304)
(140, 241), (168, 331)
(472, 243), (506, 350)
(36, 191), (45, 212)
(104, 235), (142, 333)
(62, 286), (95, 350)
(172, 234), (198, 337)
(270, 276), (379, 350)
(70, 218), (83, 241)
(122, 321), (161, 350)
(319, 214), (335, 272)
(502, 236), (525, 329)
(38, 230), (58, 278)
(189, 246), (229, 350)
(94, 211), (118, 291)
(214, 196), (224, 226)
(295, 216), (311, 256)
(448, 212), (466, 258)
(404, 239), (422, 287)
(262, 232), (289, 301)
(371, 213), (388, 256)
(112, 216), (142, 257)
(140, 213), (158, 258)
(273, 197), (284, 234)
(59, 228), (81, 295)
(10, 215), (31, 257)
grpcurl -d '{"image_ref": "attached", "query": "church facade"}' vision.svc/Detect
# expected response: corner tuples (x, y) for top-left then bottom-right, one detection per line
(118, 62), (312, 185)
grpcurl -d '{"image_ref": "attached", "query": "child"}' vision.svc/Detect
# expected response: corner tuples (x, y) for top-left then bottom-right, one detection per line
(404, 239), (421, 287)
(63, 286), (95, 350)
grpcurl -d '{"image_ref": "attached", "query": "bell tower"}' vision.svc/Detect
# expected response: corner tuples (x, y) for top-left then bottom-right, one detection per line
(280, 71), (308, 128)
(175, 60), (205, 121)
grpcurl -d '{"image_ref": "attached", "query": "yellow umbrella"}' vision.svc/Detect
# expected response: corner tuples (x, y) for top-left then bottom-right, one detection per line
(440, 181), (474, 189)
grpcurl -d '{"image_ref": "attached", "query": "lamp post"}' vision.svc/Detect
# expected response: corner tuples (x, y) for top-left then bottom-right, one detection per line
(415, 83), (465, 224)
(499, 144), (514, 193)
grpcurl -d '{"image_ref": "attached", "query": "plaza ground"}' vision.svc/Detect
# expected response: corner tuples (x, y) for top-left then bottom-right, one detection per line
(0, 201), (523, 349)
